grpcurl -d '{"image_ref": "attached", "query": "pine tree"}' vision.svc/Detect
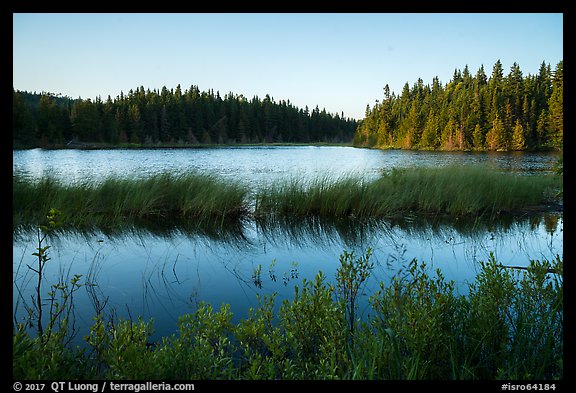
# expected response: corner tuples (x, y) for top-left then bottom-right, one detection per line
(511, 119), (526, 150)
(548, 61), (563, 147)
(128, 104), (143, 144)
(486, 114), (505, 151)
(421, 110), (439, 149)
(507, 62), (524, 118)
(159, 105), (171, 142)
(441, 118), (457, 150)
(70, 98), (99, 142)
(13, 90), (36, 145)
(502, 98), (513, 150)
(536, 61), (552, 113)
(536, 110), (550, 146)
(37, 94), (64, 144)
(405, 100), (421, 148)
(472, 123), (484, 150)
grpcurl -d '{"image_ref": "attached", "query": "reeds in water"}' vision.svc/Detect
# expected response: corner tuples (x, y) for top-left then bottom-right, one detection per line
(13, 172), (248, 230)
(13, 164), (562, 231)
(254, 165), (562, 219)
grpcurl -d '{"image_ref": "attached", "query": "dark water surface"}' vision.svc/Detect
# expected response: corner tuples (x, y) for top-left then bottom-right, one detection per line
(12, 147), (563, 344)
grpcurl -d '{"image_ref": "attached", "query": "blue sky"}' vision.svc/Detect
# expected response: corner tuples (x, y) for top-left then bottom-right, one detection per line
(13, 13), (563, 120)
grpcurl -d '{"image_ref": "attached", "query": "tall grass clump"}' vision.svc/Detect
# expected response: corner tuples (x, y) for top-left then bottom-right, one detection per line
(15, 165), (561, 231)
(254, 175), (368, 218)
(13, 172), (248, 230)
(372, 165), (561, 215)
(254, 165), (562, 219)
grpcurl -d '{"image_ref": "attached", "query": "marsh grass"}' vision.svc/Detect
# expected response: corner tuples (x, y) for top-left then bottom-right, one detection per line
(14, 165), (561, 232)
(13, 172), (249, 230)
(380, 165), (560, 215)
(254, 165), (562, 219)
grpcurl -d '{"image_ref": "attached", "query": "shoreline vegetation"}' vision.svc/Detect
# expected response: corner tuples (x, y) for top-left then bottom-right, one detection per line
(12, 140), (563, 153)
(13, 246), (563, 380)
(13, 164), (562, 232)
(13, 164), (563, 380)
(13, 141), (356, 150)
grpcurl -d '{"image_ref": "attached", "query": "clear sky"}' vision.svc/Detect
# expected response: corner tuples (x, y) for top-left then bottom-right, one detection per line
(13, 13), (563, 120)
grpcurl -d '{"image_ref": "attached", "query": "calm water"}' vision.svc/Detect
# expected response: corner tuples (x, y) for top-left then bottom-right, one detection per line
(12, 146), (560, 186)
(12, 147), (563, 344)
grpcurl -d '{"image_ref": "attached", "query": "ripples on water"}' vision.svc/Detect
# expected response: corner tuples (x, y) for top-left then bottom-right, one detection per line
(12, 146), (561, 186)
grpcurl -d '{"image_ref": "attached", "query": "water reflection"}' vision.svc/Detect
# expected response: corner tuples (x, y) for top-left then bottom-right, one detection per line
(254, 212), (561, 251)
(13, 211), (562, 346)
(13, 216), (251, 249)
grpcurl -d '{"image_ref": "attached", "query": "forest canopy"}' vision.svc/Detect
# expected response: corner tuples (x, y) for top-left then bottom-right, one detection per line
(353, 60), (563, 151)
(13, 59), (562, 152)
(13, 85), (357, 148)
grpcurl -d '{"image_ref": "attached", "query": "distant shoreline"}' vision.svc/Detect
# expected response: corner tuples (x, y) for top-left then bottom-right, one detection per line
(12, 141), (562, 153)
(13, 141), (355, 151)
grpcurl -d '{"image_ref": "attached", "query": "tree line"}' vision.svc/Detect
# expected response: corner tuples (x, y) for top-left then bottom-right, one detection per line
(353, 60), (563, 151)
(13, 85), (358, 148)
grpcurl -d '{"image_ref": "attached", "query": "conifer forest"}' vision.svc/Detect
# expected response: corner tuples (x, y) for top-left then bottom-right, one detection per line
(13, 60), (562, 151)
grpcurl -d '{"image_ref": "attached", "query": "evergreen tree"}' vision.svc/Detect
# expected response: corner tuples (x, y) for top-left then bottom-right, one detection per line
(506, 62), (524, 118)
(536, 61), (552, 113)
(511, 119), (526, 150)
(486, 114), (505, 151)
(536, 110), (550, 146)
(472, 123), (484, 150)
(441, 118), (457, 150)
(352, 59), (562, 152)
(405, 100), (421, 148)
(128, 104), (143, 143)
(502, 98), (513, 150)
(13, 90), (36, 145)
(70, 98), (99, 142)
(421, 110), (439, 149)
(548, 61), (563, 147)
(37, 94), (64, 144)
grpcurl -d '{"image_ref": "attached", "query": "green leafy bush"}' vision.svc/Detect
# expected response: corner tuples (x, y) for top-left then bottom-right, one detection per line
(13, 248), (562, 380)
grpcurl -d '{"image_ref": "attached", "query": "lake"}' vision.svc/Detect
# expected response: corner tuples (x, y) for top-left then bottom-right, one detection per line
(12, 146), (560, 186)
(12, 146), (563, 344)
